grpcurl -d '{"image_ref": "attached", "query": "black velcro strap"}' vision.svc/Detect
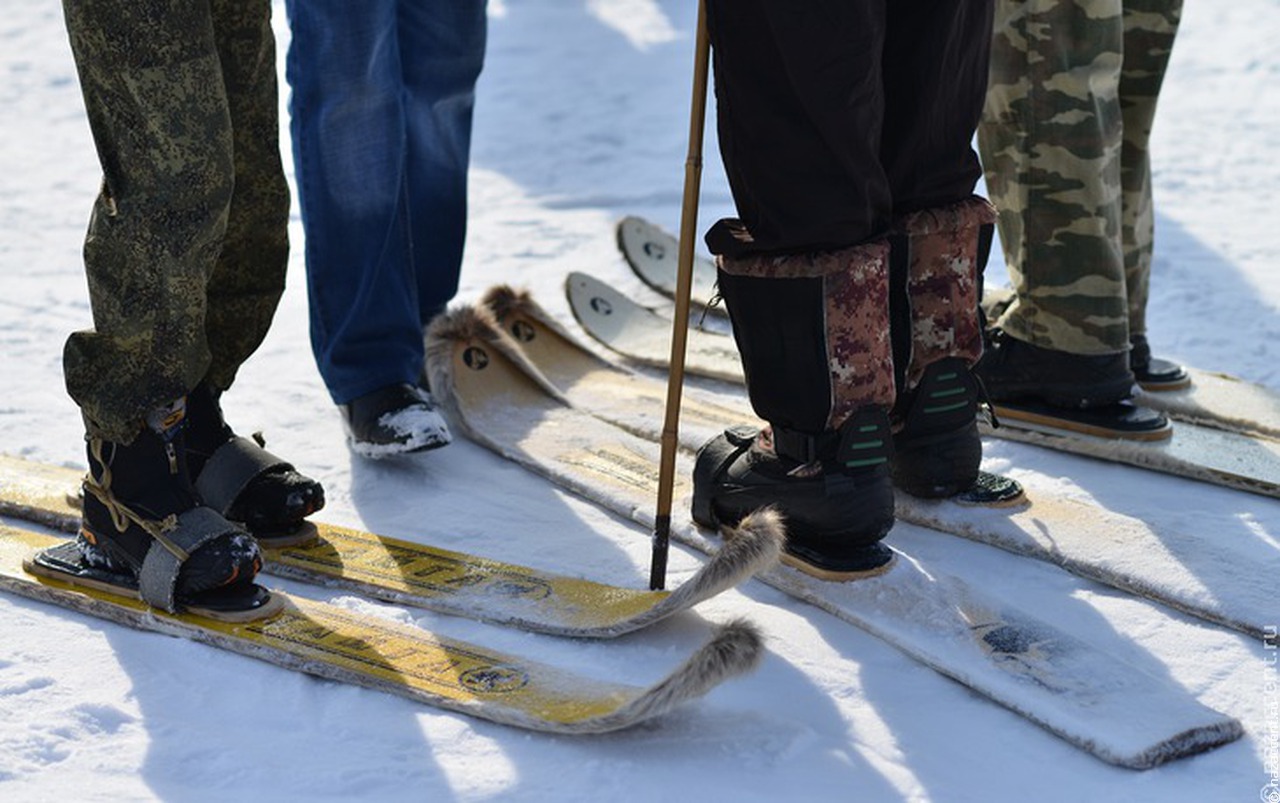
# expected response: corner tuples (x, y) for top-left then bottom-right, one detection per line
(195, 435), (289, 514)
(773, 409), (893, 468)
(771, 425), (837, 464)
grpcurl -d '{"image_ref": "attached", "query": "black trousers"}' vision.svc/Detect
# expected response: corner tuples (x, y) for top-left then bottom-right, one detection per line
(705, 0), (994, 256)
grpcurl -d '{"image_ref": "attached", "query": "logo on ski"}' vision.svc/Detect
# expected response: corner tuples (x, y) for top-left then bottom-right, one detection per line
(643, 241), (666, 260)
(460, 665), (529, 694)
(463, 347), (490, 371)
(589, 296), (613, 317)
(510, 320), (536, 343)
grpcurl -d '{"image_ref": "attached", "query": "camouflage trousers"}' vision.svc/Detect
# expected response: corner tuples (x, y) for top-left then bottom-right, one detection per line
(979, 0), (1182, 355)
(61, 0), (290, 442)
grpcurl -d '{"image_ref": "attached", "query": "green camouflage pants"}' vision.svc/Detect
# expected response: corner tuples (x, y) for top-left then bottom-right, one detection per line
(978, 0), (1182, 355)
(61, 0), (290, 442)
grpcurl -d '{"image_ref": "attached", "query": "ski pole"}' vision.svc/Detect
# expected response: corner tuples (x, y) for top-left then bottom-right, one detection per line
(651, 0), (711, 590)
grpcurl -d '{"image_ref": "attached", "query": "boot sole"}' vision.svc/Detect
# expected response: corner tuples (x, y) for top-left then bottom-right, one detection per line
(780, 550), (897, 581)
(26, 541), (283, 622)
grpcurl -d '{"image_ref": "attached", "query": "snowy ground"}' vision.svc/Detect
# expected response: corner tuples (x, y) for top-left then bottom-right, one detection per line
(1, 1), (1277, 801)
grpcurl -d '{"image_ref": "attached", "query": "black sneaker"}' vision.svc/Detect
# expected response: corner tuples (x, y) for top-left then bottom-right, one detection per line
(1130, 334), (1190, 391)
(691, 412), (896, 579)
(78, 400), (263, 609)
(892, 358), (981, 498)
(977, 329), (1135, 409)
(342, 383), (451, 458)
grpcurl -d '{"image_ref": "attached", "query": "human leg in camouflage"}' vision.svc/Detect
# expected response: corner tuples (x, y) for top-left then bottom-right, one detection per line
(1119, 1), (1189, 389)
(56, 0), (317, 607)
(693, 0), (995, 577)
(978, 0), (1187, 398)
(889, 199), (995, 498)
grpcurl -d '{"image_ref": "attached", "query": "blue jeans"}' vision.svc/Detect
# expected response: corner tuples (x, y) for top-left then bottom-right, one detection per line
(284, 0), (487, 404)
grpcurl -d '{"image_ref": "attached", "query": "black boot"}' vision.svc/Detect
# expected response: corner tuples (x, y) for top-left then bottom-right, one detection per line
(76, 399), (264, 612)
(692, 410), (896, 578)
(891, 358), (982, 498)
(887, 198), (994, 499)
(1130, 334), (1190, 391)
(977, 328), (1136, 409)
(342, 383), (451, 458)
(703, 241), (899, 578)
(185, 383), (325, 538)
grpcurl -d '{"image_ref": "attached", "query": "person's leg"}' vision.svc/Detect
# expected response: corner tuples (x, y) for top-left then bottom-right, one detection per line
(881, 0), (993, 217)
(63, 0), (234, 441)
(879, 0), (995, 497)
(695, 0), (897, 577)
(285, 0), (422, 404)
(178, 0), (324, 536)
(976, 0), (1144, 409)
(703, 0), (892, 256)
(203, 0), (291, 392)
(397, 0), (486, 320)
(284, 0), (451, 455)
(979, 0), (1129, 356)
(1119, 0), (1187, 388)
(59, 0), (261, 607)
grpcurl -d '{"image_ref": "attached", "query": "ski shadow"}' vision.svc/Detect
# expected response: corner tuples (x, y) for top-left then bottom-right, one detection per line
(456, 605), (902, 802)
(345, 447), (898, 800)
(92, 598), (456, 801)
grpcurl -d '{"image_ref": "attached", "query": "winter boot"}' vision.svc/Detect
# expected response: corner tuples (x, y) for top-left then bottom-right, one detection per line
(977, 328), (1136, 409)
(342, 383), (452, 458)
(72, 399), (268, 615)
(888, 198), (994, 498)
(693, 414), (896, 578)
(690, 240), (898, 579)
(1129, 334), (1190, 391)
(185, 382), (324, 541)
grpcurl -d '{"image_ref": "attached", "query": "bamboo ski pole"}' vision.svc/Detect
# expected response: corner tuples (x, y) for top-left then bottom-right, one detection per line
(651, 1), (711, 590)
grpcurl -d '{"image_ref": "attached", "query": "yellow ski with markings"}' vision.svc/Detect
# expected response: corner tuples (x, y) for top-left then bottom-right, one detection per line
(0, 455), (776, 638)
(0, 524), (761, 733)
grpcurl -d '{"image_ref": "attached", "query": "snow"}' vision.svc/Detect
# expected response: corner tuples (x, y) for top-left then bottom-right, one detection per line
(1, 1), (1276, 800)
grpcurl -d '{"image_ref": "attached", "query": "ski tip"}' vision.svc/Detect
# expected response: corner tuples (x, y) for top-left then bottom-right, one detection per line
(479, 284), (529, 323)
(666, 507), (784, 611)
(723, 507), (786, 568)
(705, 617), (765, 677)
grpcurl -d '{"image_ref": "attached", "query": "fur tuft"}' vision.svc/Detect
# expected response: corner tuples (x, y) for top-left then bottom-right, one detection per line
(423, 303), (572, 438)
(479, 284), (532, 324)
(654, 506), (782, 627)
(480, 282), (599, 357)
(582, 617), (763, 732)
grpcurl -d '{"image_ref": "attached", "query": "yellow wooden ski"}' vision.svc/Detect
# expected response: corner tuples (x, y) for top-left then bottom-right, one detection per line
(0, 455), (777, 638)
(0, 524), (761, 733)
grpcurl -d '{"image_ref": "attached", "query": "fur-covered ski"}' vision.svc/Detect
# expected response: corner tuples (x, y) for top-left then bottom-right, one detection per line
(0, 455), (778, 639)
(568, 270), (1280, 500)
(486, 286), (1277, 638)
(424, 306), (1242, 769)
(0, 524), (762, 734)
(617, 214), (1280, 441)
